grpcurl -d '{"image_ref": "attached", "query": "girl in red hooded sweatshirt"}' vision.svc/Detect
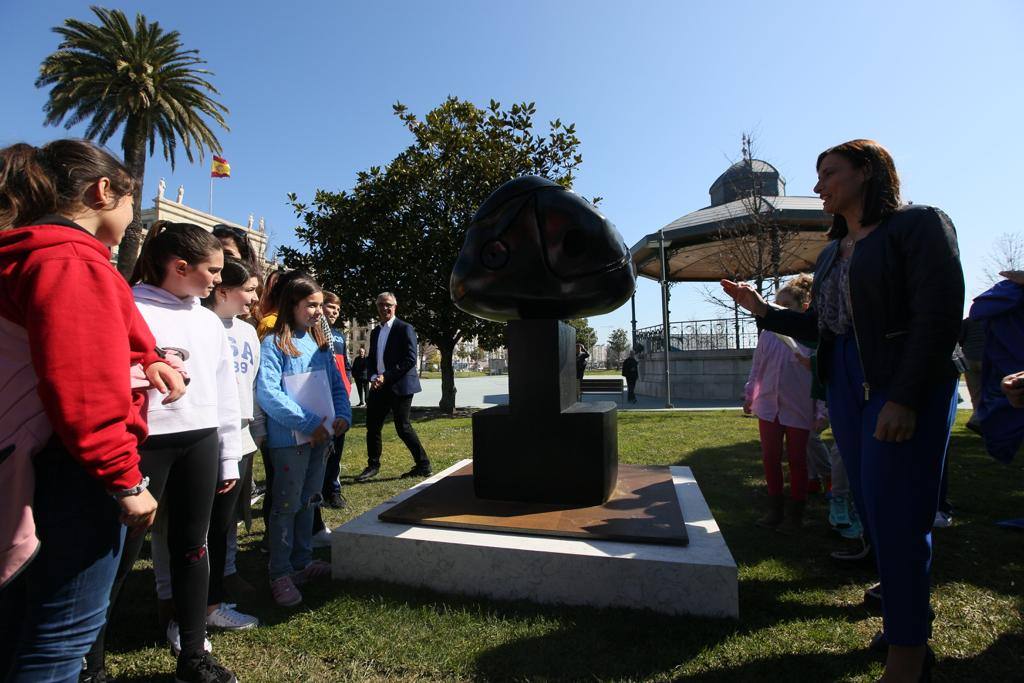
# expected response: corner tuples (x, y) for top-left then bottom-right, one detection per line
(0, 139), (185, 682)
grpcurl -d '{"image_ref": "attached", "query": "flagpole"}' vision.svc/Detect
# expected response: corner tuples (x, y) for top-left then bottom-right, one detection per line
(209, 175), (214, 215)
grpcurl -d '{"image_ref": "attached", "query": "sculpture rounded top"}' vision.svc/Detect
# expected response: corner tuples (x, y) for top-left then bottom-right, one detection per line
(450, 176), (636, 322)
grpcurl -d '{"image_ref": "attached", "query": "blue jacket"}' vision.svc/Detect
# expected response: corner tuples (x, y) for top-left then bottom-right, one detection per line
(256, 331), (352, 449)
(368, 318), (422, 396)
(969, 279), (1024, 463)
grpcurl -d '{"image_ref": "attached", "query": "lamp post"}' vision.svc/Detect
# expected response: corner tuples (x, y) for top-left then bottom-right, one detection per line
(630, 293), (637, 353)
(658, 229), (673, 408)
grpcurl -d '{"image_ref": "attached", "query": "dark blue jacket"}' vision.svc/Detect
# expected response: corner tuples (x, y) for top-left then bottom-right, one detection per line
(368, 318), (422, 396)
(969, 280), (1024, 463)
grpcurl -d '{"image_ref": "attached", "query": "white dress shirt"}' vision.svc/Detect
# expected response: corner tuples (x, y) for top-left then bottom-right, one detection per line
(371, 317), (395, 382)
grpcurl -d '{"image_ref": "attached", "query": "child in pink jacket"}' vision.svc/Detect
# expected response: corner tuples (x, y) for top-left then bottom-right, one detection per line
(744, 274), (826, 533)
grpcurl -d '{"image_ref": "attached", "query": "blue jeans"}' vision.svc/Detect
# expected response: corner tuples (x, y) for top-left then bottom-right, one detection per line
(267, 443), (328, 580)
(0, 444), (125, 682)
(827, 334), (958, 646)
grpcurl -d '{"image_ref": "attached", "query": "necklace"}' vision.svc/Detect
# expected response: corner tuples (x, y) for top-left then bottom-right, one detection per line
(843, 237), (855, 251)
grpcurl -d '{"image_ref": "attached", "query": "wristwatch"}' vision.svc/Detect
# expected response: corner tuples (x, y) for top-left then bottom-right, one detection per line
(111, 476), (150, 499)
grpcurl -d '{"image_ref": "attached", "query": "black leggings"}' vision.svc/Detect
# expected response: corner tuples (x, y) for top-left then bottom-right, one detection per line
(85, 427), (219, 670)
(207, 450), (252, 606)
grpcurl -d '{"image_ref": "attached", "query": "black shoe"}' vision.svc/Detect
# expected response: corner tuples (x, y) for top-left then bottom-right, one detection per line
(400, 465), (432, 478)
(830, 537), (872, 564)
(355, 466), (379, 482)
(175, 652), (236, 683)
(80, 667), (108, 683)
(863, 582), (883, 610)
(326, 491), (349, 509)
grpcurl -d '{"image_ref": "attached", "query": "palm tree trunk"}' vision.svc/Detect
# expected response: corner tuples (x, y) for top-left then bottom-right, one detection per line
(116, 115), (148, 280)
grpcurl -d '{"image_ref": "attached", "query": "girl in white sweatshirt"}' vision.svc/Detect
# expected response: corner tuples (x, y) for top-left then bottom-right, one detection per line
(83, 221), (240, 683)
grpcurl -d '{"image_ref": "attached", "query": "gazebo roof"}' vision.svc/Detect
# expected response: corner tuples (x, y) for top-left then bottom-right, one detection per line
(630, 195), (832, 282)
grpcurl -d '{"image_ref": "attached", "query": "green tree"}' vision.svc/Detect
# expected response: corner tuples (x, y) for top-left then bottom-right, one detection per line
(37, 6), (229, 277)
(607, 328), (630, 368)
(565, 318), (597, 350)
(285, 97), (588, 414)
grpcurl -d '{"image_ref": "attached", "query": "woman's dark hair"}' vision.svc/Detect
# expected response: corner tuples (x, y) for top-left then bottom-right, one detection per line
(130, 220), (222, 285)
(273, 273), (329, 356)
(322, 290), (340, 307)
(201, 256), (257, 309)
(778, 273), (814, 308)
(0, 139), (136, 231)
(212, 224), (262, 280)
(817, 139), (901, 240)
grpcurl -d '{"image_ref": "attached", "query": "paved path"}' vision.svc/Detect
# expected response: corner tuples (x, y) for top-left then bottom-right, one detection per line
(385, 375), (975, 413)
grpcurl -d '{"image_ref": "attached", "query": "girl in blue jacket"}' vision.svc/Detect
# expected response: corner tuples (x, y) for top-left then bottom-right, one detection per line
(256, 274), (350, 607)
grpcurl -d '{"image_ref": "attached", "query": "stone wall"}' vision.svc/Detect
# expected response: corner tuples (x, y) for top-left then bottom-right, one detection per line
(636, 348), (753, 401)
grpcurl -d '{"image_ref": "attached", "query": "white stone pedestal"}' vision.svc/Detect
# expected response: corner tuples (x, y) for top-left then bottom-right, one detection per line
(331, 459), (738, 618)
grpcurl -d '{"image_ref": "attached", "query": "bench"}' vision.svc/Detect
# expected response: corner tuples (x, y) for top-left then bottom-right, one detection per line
(580, 377), (625, 396)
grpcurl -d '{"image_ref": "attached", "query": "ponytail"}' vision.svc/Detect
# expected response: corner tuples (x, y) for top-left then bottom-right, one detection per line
(0, 139), (135, 231)
(131, 220), (222, 286)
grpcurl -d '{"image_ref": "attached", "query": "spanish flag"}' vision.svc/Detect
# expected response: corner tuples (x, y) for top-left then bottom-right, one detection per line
(210, 156), (231, 178)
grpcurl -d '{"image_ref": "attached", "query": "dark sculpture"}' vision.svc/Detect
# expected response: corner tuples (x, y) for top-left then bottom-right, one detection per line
(451, 176), (636, 506)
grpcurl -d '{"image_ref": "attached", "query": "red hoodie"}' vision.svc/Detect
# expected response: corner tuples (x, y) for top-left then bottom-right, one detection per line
(0, 219), (158, 488)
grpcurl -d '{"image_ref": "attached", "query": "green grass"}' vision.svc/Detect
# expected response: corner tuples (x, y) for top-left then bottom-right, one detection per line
(103, 412), (1023, 681)
(584, 369), (624, 376)
(419, 370), (489, 379)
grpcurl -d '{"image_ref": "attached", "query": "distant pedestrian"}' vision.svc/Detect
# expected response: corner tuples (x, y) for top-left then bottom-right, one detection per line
(351, 347), (369, 406)
(621, 351), (639, 403)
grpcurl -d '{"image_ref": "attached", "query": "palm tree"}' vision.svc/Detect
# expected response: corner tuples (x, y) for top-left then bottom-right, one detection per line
(37, 6), (229, 277)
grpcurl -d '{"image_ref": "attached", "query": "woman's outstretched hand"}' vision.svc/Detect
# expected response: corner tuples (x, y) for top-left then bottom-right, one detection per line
(720, 280), (769, 317)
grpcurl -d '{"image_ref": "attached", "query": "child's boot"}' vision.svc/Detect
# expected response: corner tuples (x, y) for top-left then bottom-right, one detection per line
(777, 499), (806, 535)
(756, 494), (785, 528)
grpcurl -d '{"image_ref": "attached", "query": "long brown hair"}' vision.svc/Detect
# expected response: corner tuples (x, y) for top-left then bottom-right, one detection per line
(273, 273), (330, 356)
(0, 139), (135, 231)
(817, 139), (901, 240)
(130, 220), (222, 286)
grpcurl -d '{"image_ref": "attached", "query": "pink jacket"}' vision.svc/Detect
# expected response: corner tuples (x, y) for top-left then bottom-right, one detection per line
(744, 331), (826, 431)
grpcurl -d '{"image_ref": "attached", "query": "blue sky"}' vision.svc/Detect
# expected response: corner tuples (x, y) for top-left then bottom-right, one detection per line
(2, 1), (1021, 344)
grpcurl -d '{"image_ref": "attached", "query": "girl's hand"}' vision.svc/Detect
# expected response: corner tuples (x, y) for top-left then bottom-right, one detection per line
(332, 417), (349, 435)
(118, 488), (158, 539)
(720, 280), (769, 317)
(1001, 371), (1024, 408)
(217, 479), (238, 494)
(146, 361), (187, 404)
(873, 401), (917, 442)
(794, 352), (812, 370)
(743, 399), (752, 415)
(814, 416), (830, 433)
(310, 423), (330, 446)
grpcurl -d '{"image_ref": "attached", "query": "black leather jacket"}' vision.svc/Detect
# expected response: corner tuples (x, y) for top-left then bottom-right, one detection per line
(761, 204), (964, 409)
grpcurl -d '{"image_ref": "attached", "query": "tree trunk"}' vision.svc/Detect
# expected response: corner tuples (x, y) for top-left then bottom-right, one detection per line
(116, 115), (148, 280)
(438, 339), (457, 416)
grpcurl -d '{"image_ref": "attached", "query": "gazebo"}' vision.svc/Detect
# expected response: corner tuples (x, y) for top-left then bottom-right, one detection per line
(627, 159), (832, 406)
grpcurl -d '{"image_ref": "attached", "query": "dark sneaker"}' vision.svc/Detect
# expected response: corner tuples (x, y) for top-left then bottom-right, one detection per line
(863, 582), (883, 610)
(326, 491), (349, 509)
(175, 652), (236, 683)
(79, 667), (108, 683)
(830, 537), (872, 564)
(355, 466), (379, 482)
(400, 465), (432, 478)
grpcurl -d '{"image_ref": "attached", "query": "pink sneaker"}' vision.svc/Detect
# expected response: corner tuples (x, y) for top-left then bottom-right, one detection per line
(270, 575), (302, 607)
(291, 559), (331, 586)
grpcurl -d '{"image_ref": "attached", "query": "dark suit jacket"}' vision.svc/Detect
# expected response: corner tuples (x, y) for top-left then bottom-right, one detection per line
(368, 318), (422, 396)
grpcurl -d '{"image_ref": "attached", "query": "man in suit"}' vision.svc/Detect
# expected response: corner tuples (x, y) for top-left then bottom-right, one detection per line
(355, 292), (431, 482)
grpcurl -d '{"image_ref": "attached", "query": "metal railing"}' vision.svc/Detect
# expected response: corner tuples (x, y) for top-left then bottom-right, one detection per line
(636, 316), (758, 353)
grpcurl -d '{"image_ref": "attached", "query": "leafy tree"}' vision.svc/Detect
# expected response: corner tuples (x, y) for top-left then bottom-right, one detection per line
(607, 328), (630, 367)
(565, 318), (597, 350)
(285, 97), (587, 413)
(37, 6), (228, 277)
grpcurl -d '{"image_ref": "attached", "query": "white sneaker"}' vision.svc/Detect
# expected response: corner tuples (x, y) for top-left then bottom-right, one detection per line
(166, 620), (212, 656)
(934, 510), (953, 528)
(312, 527), (332, 548)
(206, 603), (259, 630)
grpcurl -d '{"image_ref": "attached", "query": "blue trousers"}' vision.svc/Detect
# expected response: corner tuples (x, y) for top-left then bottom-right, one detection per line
(0, 444), (125, 682)
(267, 443), (327, 580)
(827, 334), (957, 645)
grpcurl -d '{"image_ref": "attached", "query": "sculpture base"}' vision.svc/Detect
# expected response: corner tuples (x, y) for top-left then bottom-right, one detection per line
(379, 461), (687, 546)
(331, 460), (738, 618)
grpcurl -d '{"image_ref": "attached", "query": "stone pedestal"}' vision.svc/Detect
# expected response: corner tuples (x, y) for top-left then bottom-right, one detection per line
(331, 460), (738, 618)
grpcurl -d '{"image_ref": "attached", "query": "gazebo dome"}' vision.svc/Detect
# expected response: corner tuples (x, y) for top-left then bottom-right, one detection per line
(708, 159), (786, 207)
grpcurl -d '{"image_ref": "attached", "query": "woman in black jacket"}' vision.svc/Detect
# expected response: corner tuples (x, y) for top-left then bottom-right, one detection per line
(723, 139), (962, 683)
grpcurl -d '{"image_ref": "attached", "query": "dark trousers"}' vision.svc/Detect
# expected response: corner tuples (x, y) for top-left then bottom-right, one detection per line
(1, 444), (125, 683)
(626, 377), (637, 402)
(354, 379), (368, 405)
(365, 389), (428, 469)
(207, 450), (252, 606)
(827, 334), (958, 646)
(313, 434), (346, 534)
(85, 428), (219, 671)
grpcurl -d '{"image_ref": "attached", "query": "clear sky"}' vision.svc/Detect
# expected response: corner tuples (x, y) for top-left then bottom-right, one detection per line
(2, 1), (1021, 344)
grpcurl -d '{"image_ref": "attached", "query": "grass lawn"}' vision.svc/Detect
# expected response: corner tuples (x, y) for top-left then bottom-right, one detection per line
(584, 369), (624, 376)
(419, 371), (490, 379)
(104, 412), (1023, 681)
